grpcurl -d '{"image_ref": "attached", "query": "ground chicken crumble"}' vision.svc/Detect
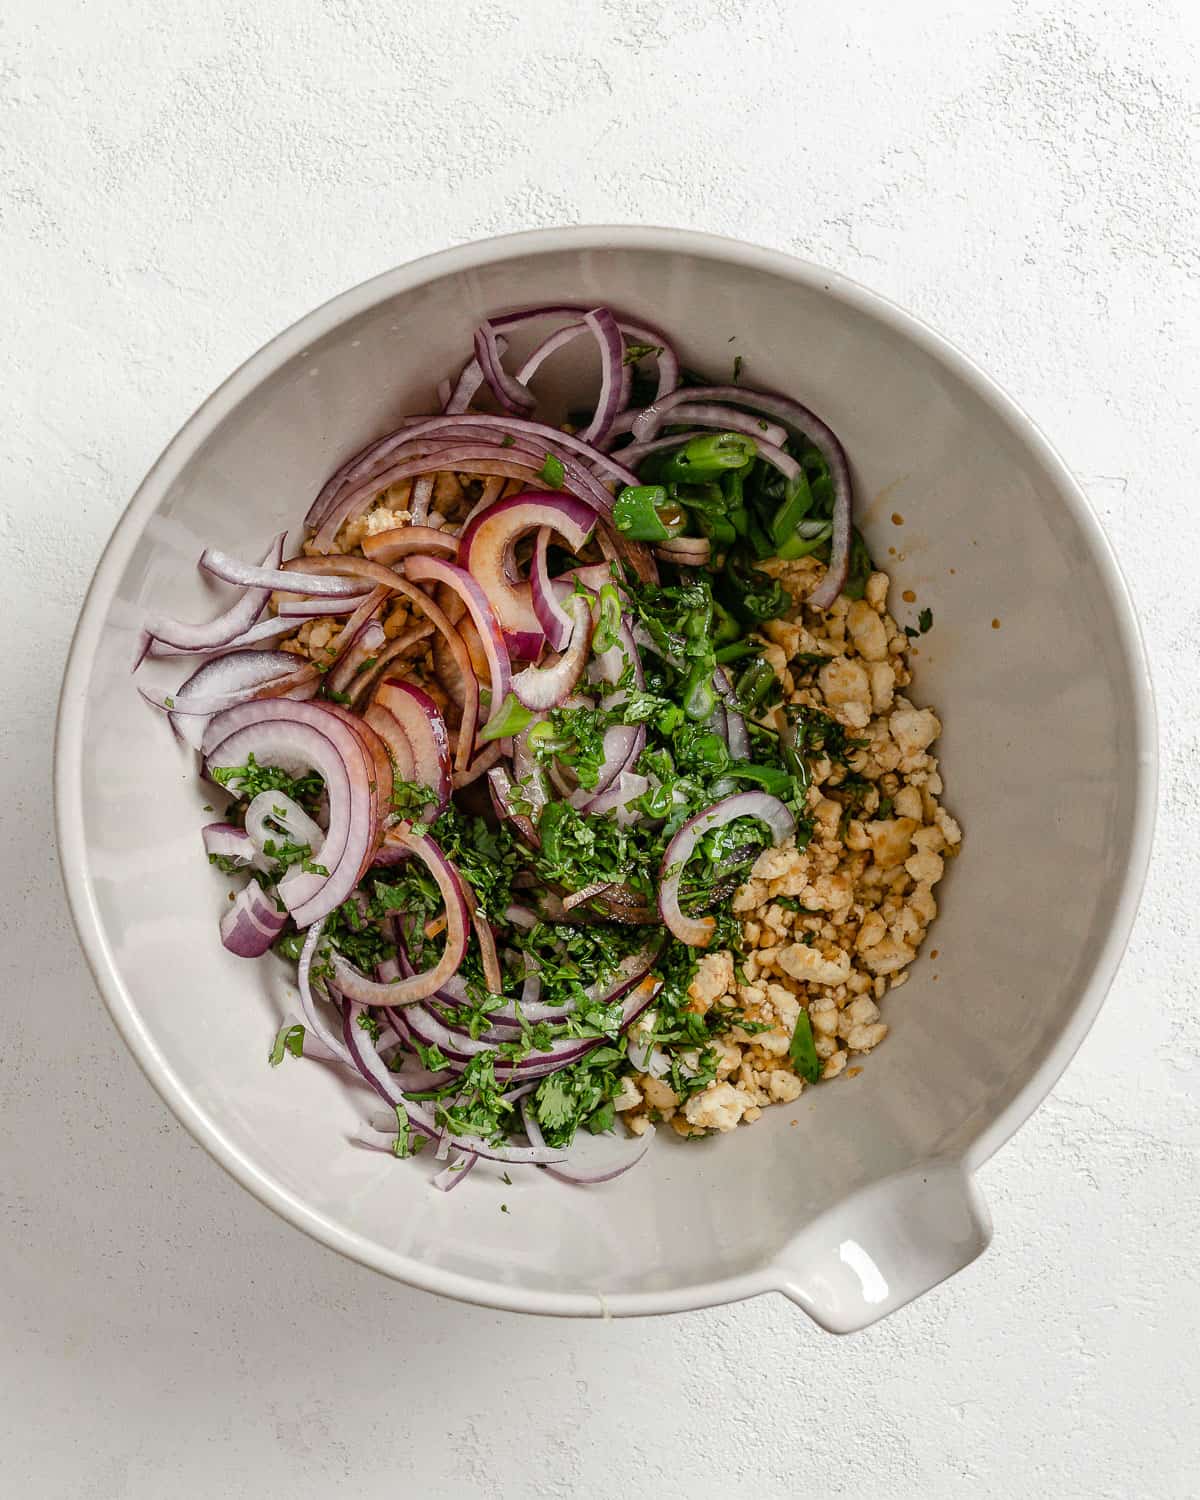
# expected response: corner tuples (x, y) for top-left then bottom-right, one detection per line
(280, 477), (960, 1142)
(619, 554), (960, 1138)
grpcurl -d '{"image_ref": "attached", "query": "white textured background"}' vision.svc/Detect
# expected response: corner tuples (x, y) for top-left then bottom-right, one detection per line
(3, 2), (1198, 1495)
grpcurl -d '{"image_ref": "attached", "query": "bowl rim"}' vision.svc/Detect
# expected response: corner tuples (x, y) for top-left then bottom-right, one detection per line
(54, 224), (1158, 1318)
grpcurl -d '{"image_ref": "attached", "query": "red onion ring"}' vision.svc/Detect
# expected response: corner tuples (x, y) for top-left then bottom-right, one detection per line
(137, 532), (286, 662)
(364, 703), (416, 781)
(473, 320), (536, 414)
(520, 1099), (654, 1186)
(460, 491), (597, 657)
(654, 402), (787, 449)
(658, 792), (795, 947)
(202, 822), (261, 867)
(146, 609), (321, 657)
(330, 829), (469, 1004)
(219, 882), (287, 958)
(372, 679), (451, 814)
(360, 526), (459, 564)
(326, 617), (387, 699)
(202, 700), (378, 926)
(511, 593), (594, 711)
(202, 547), (363, 598)
(577, 307), (629, 446)
(404, 555), (511, 730)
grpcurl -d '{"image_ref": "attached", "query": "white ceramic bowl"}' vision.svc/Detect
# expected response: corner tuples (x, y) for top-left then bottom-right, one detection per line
(56, 227), (1155, 1331)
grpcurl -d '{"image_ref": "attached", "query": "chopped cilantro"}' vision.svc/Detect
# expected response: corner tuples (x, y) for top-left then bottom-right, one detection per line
(788, 1011), (822, 1084)
(210, 755), (324, 811)
(918, 606), (933, 634)
(622, 341), (663, 366)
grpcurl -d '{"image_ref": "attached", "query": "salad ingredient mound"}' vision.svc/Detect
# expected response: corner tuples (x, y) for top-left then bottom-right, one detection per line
(135, 303), (957, 1191)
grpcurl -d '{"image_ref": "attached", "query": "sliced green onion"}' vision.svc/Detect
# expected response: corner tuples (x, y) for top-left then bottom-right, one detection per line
(681, 661), (717, 721)
(593, 583), (623, 652)
(268, 1022), (305, 1067)
(480, 691), (535, 742)
(537, 452), (565, 489)
(612, 484), (686, 542)
(657, 432), (757, 483)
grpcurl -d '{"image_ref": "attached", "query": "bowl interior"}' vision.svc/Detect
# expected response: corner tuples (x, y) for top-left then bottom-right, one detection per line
(61, 234), (1150, 1311)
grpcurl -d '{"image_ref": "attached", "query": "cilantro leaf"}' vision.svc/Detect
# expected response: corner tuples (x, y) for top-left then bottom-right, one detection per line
(788, 1011), (822, 1084)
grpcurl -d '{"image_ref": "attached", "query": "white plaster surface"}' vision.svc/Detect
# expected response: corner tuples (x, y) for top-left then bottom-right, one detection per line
(3, 1), (1198, 1494)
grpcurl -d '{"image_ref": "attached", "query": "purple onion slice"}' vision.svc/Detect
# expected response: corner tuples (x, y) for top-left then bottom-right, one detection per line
(658, 792), (795, 947)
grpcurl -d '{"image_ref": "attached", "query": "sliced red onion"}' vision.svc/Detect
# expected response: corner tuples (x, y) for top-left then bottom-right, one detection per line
(292, 918), (353, 1066)
(473, 321), (536, 414)
(372, 679), (451, 814)
(654, 537), (712, 566)
(530, 528), (574, 650)
(274, 592), (373, 618)
(487, 766), (541, 848)
(513, 318), (586, 383)
(143, 652), (320, 753)
(202, 701), (377, 926)
(343, 1004), (566, 1165)
(364, 703), (416, 781)
(395, 947), (660, 1071)
(511, 721), (551, 820)
(330, 830), (469, 1004)
(556, 560), (615, 594)
(577, 308), (629, 446)
(404, 555), (511, 729)
(202, 547), (363, 598)
(139, 532), (285, 659)
(350, 621), (436, 704)
(471, 907), (504, 995)
(356, 414), (637, 489)
(244, 790), (324, 863)
(657, 402), (787, 449)
(487, 303), (678, 404)
(579, 770), (649, 826)
(459, 491), (597, 658)
(808, 485), (852, 609)
(597, 429), (710, 473)
(630, 621), (683, 670)
(432, 1152), (479, 1192)
(360, 525), (459, 565)
(658, 792), (795, 947)
(520, 1099), (654, 1186)
(443, 338), (502, 415)
(392, 584), (478, 771)
(220, 881), (286, 958)
(452, 740), (505, 789)
(590, 616), (645, 692)
(327, 618), (387, 699)
(311, 446), (554, 552)
(319, 704), (392, 840)
(202, 822), (262, 867)
(712, 667), (750, 759)
(511, 593), (594, 711)
(146, 609), (321, 657)
(626, 1028), (672, 1078)
(504, 903), (538, 931)
(599, 521), (658, 585)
